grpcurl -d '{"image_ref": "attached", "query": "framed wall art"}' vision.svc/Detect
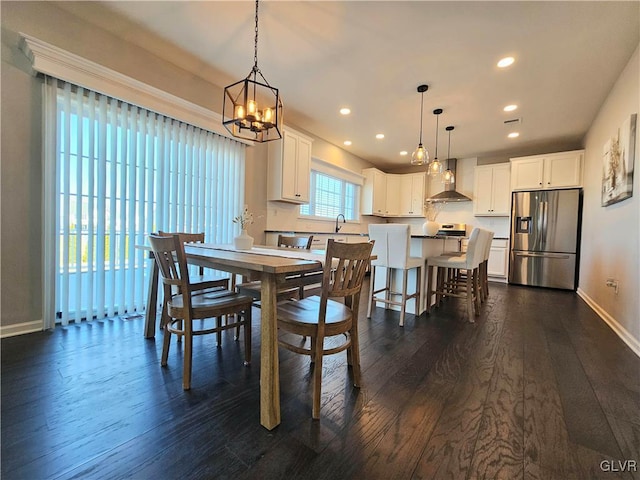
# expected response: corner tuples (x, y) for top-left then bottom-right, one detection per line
(602, 113), (637, 206)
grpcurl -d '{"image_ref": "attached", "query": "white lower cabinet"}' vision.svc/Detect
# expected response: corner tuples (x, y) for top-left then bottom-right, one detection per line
(461, 237), (508, 280)
(487, 239), (508, 278)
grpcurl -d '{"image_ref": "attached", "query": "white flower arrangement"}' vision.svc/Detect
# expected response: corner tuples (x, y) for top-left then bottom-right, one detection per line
(233, 205), (254, 230)
(423, 200), (442, 221)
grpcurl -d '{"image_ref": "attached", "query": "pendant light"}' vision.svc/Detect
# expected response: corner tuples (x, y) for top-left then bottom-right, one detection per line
(222, 0), (283, 143)
(427, 108), (443, 176)
(442, 126), (456, 184)
(411, 84), (430, 166)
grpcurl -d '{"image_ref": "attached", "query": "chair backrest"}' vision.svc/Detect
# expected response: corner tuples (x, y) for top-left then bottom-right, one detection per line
(464, 228), (489, 269)
(277, 234), (313, 249)
(319, 239), (374, 316)
(481, 229), (494, 262)
(368, 224), (412, 269)
(149, 234), (191, 301)
(157, 231), (205, 244)
(157, 231), (206, 274)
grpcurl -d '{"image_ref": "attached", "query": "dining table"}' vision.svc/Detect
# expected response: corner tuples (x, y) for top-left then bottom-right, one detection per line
(142, 243), (327, 430)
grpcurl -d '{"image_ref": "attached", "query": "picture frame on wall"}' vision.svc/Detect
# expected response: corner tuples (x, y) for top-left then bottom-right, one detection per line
(602, 113), (637, 207)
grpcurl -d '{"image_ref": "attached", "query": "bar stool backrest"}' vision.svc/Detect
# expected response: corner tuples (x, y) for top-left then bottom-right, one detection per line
(368, 224), (412, 269)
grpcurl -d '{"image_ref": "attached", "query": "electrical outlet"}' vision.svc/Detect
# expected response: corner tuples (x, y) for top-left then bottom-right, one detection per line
(606, 278), (619, 295)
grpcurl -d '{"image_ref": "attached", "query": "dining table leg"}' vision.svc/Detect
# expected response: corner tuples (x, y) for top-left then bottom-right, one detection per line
(259, 273), (281, 430)
(144, 258), (159, 338)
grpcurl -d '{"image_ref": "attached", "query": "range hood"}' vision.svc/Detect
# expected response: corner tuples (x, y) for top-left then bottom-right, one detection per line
(426, 158), (472, 203)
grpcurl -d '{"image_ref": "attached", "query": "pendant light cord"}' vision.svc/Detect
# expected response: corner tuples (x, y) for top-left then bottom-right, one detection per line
(434, 112), (439, 159)
(418, 91), (424, 144)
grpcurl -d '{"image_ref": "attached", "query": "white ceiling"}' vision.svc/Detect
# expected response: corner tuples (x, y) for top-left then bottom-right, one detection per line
(88, 1), (638, 169)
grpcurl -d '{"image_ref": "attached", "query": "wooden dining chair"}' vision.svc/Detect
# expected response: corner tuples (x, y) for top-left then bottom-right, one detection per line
(156, 231), (231, 341)
(236, 234), (316, 302)
(149, 234), (254, 390)
(276, 239), (374, 419)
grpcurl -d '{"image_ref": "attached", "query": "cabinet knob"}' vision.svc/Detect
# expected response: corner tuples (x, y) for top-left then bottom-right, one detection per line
(539, 182), (543, 186)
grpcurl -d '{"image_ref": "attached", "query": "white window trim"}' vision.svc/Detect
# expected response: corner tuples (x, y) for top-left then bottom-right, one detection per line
(19, 32), (252, 145)
(311, 157), (365, 186)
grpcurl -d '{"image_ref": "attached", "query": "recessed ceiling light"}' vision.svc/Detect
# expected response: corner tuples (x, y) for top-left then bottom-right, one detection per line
(400, 151), (408, 156)
(497, 56), (515, 68)
(343, 140), (352, 146)
(376, 133), (385, 139)
(504, 104), (518, 112)
(339, 107), (351, 115)
(508, 132), (520, 138)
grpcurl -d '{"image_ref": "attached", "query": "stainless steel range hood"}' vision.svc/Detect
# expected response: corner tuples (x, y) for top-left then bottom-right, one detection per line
(426, 158), (472, 203)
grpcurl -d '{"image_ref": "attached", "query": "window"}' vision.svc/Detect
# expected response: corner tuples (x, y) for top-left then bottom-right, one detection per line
(300, 171), (359, 220)
(43, 79), (245, 326)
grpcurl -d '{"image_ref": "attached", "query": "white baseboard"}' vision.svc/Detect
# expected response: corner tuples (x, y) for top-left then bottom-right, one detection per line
(0, 320), (43, 338)
(577, 288), (640, 358)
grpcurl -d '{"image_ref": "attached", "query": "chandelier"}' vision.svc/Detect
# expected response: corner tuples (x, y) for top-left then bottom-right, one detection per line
(222, 0), (283, 143)
(411, 84), (430, 165)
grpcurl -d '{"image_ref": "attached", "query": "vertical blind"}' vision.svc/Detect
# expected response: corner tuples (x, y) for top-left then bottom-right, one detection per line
(42, 78), (246, 327)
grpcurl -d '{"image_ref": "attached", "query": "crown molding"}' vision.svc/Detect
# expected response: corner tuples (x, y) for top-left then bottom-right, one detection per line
(19, 32), (248, 143)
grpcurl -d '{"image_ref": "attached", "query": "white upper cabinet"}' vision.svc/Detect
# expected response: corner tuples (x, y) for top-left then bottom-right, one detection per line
(361, 169), (425, 217)
(385, 174), (401, 216)
(267, 127), (312, 203)
(361, 168), (387, 216)
(473, 163), (511, 216)
(399, 172), (426, 216)
(510, 150), (584, 191)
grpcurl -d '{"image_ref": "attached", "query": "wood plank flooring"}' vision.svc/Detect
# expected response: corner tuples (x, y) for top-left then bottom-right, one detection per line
(2, 281), (639, 479)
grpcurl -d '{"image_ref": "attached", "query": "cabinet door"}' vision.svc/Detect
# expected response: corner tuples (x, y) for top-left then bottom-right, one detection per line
(280, 132), (300, 201)
(473, 166), (495, 215)
(295, 136), (311, 202)
(372, 169), (387, 215)
(385, 175), (400, 216)
(511, 158), (545, 190)
(488, 246), (508, 277)
(544, 151), (582, 188)
(410, 173), (425, 216)
(491, 164), (511, 215)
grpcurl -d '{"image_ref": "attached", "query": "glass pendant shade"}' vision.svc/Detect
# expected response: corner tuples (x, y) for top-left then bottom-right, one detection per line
(411, 143), (429, 165)
(442, 168), (455, 184)
(428, 159), (443, 175)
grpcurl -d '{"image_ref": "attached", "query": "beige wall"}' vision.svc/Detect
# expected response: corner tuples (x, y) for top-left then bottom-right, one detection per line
(579, 44), (640, 352)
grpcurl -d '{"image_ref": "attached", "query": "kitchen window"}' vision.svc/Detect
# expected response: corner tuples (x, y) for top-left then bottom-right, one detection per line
(300, 170), (359, 221)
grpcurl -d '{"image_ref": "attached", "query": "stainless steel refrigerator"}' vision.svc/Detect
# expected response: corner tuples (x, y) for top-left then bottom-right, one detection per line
(509, 188), (582, 290)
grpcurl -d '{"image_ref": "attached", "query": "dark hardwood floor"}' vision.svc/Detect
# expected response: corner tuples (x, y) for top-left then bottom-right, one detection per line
(2, 281), (639, 479)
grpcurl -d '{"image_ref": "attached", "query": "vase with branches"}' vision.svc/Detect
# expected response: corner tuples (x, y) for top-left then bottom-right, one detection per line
(233, 205), (254, 249)
(423, 200), (441, 236)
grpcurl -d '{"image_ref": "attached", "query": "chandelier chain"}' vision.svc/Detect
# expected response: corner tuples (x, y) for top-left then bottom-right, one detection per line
(253, 0), (260, 72)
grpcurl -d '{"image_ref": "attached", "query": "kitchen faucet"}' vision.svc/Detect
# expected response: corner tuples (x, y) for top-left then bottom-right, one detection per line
(335, 213), (346, 233)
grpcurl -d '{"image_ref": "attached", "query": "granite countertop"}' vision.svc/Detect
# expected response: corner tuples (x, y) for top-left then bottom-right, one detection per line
(265, 230), (367, 236)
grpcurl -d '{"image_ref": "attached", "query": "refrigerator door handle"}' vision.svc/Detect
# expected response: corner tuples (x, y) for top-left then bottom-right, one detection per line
(514, 252), (571, 259)
(541, 201), (548, 248)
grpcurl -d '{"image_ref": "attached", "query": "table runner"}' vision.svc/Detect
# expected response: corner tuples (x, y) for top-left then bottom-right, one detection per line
(192, 243), (326, 263)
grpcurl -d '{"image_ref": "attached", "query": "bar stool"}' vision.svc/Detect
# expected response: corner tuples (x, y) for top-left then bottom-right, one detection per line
(425, 228), (490, 321)
(367, 224), (423, 327)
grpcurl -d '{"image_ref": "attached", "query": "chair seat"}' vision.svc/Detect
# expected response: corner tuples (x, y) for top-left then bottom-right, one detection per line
(192, 275), (229, 291)
(168, 289), (254, 319)
(277, 296), (353, 328)
(427, 254), (468, 269)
